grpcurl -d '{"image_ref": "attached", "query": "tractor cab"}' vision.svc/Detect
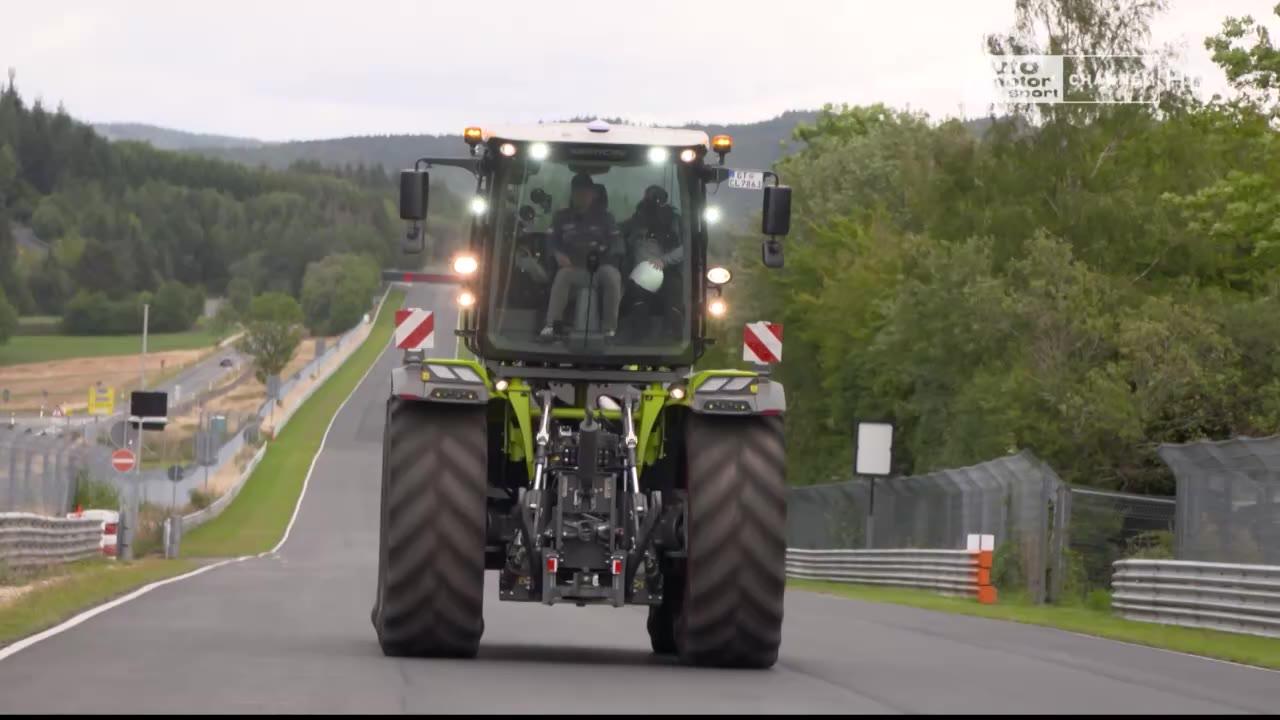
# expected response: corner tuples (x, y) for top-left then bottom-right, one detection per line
(398, 120), (791, 370)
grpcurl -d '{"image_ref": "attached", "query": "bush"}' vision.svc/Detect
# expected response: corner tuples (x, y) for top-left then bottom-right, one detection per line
(992, 539), (1025, 593)
(61, 291), (141, 335)
(1057, 547), (1090, 604)
(1085, 589), (1112, 612)
(149, 281), (204, 333)
(1124, 530), (1175, 559)
(189, 487), (216, 511)
(74, 472), (121, 510)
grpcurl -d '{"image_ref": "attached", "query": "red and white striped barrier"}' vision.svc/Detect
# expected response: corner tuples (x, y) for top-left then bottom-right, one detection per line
(394, 308), (435, 350)
(743, 321), (783, 365)
(67, 507), (119, 558)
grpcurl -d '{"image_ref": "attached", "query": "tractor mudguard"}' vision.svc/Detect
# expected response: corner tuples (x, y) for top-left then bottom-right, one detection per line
(674, 370), (786, 417)
(391, 358), (492, 405)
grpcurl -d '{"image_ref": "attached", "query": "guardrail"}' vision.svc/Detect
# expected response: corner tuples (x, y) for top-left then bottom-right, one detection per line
(180, 445), (267, 534)
(1112, 559), (1280, 638)
(786, 546), (997, 603)
(0, 512), (104, 567)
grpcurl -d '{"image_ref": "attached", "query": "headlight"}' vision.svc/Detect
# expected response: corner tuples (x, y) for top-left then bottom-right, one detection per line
(706, 267), (732, 285)
(457, 290), (476, 308)
(452, 254), (479, 276)
(669, 386), (687, 401)
(708, 298), (728, 317)
(530, 143), (549, 160)
(679, 148), (697, 163)
(704, 206), (722, 225)
(469, 197), (488, 215)
(494, 379), (510, 392)
(648, 147), (669, 164)
(499, 142), (517, 157)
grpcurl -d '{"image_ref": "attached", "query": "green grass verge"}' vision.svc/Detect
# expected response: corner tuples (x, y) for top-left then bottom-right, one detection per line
(181, 290), (404, 557)
(0, 329), (225, 366)
(0, 558), (198, 647)
(790, 579), (1280, 670)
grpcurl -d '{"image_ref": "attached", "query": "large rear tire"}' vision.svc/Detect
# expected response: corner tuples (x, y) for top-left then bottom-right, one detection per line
(371, 398), (487, 658)
(677, 414), (786, 668)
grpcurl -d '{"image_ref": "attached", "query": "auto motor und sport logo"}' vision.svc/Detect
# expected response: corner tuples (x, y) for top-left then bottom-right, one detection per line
(989, 54), (1201, 105)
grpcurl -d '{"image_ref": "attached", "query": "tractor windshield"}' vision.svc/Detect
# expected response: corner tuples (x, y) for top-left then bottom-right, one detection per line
(481, 144), (697, 364)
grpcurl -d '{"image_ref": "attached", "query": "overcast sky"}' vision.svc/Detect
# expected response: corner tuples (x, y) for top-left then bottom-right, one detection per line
(1, 0), (1275, 142)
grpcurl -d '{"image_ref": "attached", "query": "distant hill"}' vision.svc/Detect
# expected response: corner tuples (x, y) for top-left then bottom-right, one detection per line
(92, 111), (994, 228)
(177, 112), (823, 226)
(92, 123), (268, 151)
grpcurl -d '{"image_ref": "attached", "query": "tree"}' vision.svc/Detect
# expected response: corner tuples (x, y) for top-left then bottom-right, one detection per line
(300, 253), (378, 335)
(238, 292), (303, 385)
(1206, 3), (1280, 118)
(0, 285), (16, 345)
(150, 281), (201, 332)
(226, 276), (252, 316)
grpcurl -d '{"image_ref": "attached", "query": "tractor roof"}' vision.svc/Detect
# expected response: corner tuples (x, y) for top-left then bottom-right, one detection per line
(482, 121), (710, 148)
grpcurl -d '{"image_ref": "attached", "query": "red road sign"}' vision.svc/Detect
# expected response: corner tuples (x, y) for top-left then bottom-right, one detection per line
(111, 449), (136, 473)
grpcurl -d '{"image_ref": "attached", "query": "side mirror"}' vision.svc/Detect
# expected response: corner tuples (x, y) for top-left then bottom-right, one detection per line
(402, 225), (424, 255)
(761, 185), (791, 236)
(399, 170), (429, 221)
(762, 239), (784, 269)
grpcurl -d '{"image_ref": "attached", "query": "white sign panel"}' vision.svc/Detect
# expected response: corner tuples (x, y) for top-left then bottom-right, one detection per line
(855, 422), (894, 476)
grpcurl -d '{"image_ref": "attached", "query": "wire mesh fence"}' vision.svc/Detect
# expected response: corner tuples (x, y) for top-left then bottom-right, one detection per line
(1159, 436), (1280, 566)
(0, 317), (371, 517)
(1065, 486), (1176, 592)
(0, 430), (90, 516)
(789, 450), (1070, 603)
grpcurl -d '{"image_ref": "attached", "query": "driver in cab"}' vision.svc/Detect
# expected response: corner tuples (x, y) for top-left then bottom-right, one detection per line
(538, 172), (624, 340)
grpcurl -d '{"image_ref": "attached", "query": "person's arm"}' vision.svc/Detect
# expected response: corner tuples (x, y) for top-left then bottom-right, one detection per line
(657, 212), (684, 266)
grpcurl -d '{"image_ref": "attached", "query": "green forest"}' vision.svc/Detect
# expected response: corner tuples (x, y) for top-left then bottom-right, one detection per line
(714, 0), (1280, 495)
(0, 75), (462, 343)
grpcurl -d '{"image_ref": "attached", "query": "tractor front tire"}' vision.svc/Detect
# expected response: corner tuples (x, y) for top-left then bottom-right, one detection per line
(677, 414), (786, 668)
(372, 398), (487, 658)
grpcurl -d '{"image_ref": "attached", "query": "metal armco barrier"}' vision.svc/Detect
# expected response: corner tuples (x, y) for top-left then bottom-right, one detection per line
(787, 544), (997, 604)
(1112, 559), (1280, 638)
(0, 512), (103, 567)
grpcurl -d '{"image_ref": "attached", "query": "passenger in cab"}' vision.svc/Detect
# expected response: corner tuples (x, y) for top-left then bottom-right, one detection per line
(620, 185), (684, 339)
(538, 173), (625, 340)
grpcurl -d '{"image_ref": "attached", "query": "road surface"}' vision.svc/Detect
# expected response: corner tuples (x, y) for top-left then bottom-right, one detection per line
(0, 284), (1277, 713)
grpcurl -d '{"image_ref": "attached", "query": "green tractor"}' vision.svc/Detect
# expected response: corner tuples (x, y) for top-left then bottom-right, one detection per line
(373, 120), (792, 668)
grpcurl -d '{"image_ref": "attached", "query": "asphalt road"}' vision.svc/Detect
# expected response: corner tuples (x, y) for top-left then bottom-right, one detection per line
(0, 283), (1277, 713)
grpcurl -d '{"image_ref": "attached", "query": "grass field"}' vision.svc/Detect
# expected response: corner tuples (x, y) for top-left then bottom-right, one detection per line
(181, 290), (402, 557)
(791, 579), (1280, 670)
(0, 329), (225, 366)
(0, 558), (199, 648)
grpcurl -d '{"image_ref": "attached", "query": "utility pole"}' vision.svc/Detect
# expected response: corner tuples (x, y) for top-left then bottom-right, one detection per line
(124, 304), (150, 562)
(140, 304), (150, 391)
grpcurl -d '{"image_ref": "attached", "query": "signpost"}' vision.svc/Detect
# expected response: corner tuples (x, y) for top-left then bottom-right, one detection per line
(167, 464), (184, 511)
(854, 421), (895, 550)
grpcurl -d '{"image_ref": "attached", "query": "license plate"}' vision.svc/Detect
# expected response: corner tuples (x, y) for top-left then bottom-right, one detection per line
(727, 170), (764, 190)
